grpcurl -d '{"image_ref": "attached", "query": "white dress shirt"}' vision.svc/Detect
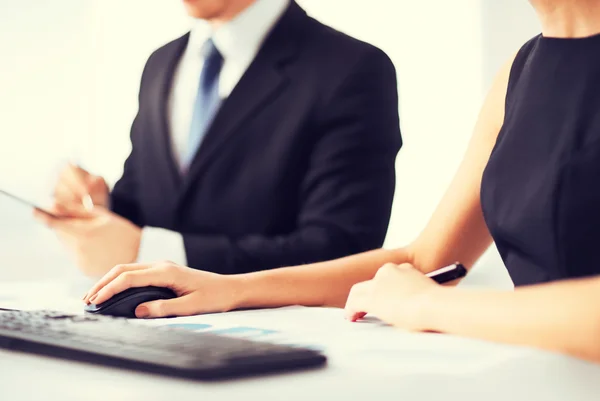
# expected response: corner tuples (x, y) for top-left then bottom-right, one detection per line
(137, 0), (290, 266)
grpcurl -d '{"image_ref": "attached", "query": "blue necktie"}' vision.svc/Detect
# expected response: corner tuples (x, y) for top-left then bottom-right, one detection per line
(180, 38), (224, 172)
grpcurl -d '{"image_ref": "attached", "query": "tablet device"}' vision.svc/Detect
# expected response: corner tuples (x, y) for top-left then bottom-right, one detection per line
(0, 189), (60, 219)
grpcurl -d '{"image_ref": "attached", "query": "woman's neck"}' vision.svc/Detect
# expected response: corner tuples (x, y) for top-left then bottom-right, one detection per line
(531, 0), (600, 37)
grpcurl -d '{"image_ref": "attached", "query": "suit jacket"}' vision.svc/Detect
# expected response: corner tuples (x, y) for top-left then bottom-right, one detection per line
(110, 1), (402, 274)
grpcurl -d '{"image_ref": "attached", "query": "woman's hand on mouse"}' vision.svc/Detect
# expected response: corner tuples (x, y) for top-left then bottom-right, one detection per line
(83, 262), (244, 318)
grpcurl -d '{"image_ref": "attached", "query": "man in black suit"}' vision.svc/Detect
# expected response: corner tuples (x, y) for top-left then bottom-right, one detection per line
(38, 0), (401, 277)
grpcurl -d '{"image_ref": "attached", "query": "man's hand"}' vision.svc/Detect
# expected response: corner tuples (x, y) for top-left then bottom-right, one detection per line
(34, 206), (141, 277)
(54, 163), (109, 212)
(344, 263), (442, 331)
(82, 262), (242, 318)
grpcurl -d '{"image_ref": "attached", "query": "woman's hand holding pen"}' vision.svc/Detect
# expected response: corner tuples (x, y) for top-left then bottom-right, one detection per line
(344, 263), (443, 331)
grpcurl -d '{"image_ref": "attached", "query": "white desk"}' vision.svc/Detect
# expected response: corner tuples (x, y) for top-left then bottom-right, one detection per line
(1, 203), (599, 401)
(2, 282), (600, 401)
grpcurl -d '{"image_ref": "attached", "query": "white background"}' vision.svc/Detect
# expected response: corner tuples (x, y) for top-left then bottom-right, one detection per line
(0, 0), (538, 282)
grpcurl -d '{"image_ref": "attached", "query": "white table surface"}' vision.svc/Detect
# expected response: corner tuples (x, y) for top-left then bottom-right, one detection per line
(1, 201), (599, 401)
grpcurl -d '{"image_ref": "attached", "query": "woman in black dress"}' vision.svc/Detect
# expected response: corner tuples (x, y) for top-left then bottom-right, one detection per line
(84, 0), (600, 362)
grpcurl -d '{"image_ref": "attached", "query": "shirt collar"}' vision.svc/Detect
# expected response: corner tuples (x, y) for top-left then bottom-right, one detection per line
(188, 0), (290, 62)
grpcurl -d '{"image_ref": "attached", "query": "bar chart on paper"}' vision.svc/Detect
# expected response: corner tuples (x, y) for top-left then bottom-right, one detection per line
(162, 320), (324, 351)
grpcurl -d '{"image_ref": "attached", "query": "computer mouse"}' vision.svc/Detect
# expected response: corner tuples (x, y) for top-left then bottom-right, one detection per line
(84, 286), (177, 318)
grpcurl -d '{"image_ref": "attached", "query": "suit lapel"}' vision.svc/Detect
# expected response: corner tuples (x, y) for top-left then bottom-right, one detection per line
(148, 33), (189, 190)
(178, 55), (289, 195)
(177, 2), (305, 202)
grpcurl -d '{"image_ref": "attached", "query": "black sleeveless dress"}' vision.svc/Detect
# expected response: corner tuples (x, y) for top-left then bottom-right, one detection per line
(480, 33), (600, 286)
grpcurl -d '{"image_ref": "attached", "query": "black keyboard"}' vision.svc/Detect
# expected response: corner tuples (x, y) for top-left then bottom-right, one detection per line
(0, 309), (326, 379)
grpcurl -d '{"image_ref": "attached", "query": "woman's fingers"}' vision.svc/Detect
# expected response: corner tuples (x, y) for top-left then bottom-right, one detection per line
(84, 263), (151, 303)
(135, 294), (198, 319)
(344, 280), (372, 322)
(90, 266), (177, 305)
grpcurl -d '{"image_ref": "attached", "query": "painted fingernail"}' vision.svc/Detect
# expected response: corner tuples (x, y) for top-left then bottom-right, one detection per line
(136, 306), (149, 318)
(89, 294), (98, 304)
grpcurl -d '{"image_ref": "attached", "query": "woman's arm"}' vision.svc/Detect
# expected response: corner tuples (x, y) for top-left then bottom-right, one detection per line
(426, 276), (600, 361)
(345, 264), (600, 362)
